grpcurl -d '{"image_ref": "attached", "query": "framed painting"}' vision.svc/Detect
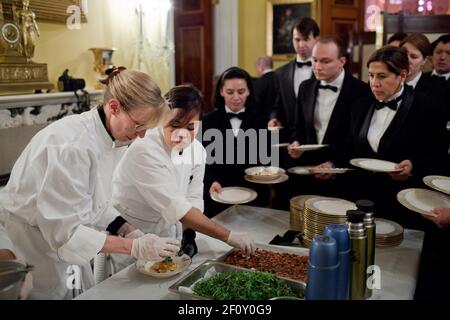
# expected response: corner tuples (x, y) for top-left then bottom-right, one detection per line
(28, 0), (87, 23)
(266, 0), (318, 60)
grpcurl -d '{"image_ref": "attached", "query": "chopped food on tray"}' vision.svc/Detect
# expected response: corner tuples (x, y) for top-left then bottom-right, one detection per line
(223, 249), (308, 282)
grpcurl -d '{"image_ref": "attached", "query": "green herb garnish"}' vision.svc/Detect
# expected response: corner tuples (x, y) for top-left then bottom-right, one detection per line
(193, 271), (303, 300)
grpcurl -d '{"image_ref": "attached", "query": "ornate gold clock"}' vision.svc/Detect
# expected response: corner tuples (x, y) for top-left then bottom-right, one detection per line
(0, 0), (53, 93)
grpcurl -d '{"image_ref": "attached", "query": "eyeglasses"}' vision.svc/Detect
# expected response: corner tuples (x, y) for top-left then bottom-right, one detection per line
(123, 108), (148, 132)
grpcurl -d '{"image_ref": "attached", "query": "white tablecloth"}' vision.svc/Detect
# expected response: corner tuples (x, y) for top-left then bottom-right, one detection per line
(75, 205), (424, 300)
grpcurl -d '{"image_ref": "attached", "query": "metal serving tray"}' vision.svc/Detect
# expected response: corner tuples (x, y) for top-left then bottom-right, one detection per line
(216, 243), (309, 263)
(168, 260), (306, 300)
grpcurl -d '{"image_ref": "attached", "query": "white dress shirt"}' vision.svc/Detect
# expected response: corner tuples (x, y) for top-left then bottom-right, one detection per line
(367, 86), (405, 153)
(432, 70), (450, 80)
(406, 71), (422, 89)
(294, 57), (313, 97)
(314, 69), (345, 144)
(225, 105), (246, 137)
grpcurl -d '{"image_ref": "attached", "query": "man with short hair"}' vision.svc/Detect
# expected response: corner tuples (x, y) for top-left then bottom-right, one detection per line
(431, 34), (450, 83)
(268, 17), (320, 141)
(254, 56), (276, 124)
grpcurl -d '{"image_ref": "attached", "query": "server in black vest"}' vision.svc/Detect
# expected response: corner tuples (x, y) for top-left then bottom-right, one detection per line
(253, 56), (276, 124)
(268, 18), (319, 142)
(202, 67), (271, 217)
(318, 46), (447, 228)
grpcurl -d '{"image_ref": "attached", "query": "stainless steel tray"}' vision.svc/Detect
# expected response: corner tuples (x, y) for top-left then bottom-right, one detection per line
(168, 260), (306, 300)
(216, 243), (309, 263)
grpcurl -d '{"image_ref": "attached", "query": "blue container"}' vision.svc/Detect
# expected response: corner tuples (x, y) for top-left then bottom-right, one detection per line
(306, 235), (339, 300)
(324, 224), (351, 300)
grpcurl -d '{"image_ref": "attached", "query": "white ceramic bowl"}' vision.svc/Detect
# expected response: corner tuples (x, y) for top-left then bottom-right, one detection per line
(245, 166), (285, 181)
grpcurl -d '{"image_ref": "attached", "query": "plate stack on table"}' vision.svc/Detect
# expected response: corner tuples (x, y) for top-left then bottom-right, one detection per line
(289, 195), (319, 232)
(375, 218), (404, 247)
(302, 197), (357, 247)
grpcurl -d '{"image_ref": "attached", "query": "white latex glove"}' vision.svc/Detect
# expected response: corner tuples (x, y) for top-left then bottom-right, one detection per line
(131, 234), (180, 261)
(125, 229), (145, 239)
(226, 231), (256, 256)
(18, 272), (33, 300)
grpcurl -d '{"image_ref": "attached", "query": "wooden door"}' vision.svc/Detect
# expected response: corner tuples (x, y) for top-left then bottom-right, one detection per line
(173, 0), (214, 112)
(320, 0), (366, 76)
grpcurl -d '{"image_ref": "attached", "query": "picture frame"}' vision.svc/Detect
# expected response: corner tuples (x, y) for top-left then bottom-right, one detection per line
(266, 0), (318, 60)
(28, 0), (87, 24)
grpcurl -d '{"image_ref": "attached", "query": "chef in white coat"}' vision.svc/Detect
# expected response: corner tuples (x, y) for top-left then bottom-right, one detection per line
(112, 84), (255, 255)
(0, 224), (33, 299)
(0, 68), (180, 299)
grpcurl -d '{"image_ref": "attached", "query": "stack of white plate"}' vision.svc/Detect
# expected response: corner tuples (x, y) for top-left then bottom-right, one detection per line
(289, 195), (318, 232)
(375, 218), (403, 247)
(302, 197), (356, 247)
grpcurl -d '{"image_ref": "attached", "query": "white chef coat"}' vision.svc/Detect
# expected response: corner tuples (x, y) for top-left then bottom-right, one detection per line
(112, 127), (206, 238)
(0, 108), (126, 299)
(0, 224), (14, 253)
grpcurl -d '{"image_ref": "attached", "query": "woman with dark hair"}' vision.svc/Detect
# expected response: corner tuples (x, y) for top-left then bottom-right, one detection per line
(112, 84), (255, 257)
(202, 67), (271, 217)
(317, 46), (447, 228)
(400, 33), (448, 99)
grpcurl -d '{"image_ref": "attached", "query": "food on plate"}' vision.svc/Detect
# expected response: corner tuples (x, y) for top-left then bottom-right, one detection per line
(223, 249), (308, 282)
(150, 256), (177, 273)
(193, 270), (302, 300)
(254, 167), (279, 176)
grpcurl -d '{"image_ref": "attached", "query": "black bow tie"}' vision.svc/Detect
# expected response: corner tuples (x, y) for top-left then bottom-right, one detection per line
(431, 74), (448, 83)
(296, 61), (312, 68)
(227, 112), (245, 120)
(318, 84), (338, 92)
(374, 94), (404, 111)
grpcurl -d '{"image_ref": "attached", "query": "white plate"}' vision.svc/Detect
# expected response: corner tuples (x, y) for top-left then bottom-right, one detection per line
(375, 218), (403, 238)
(244, 174), (289, 185)
(423, 175), (450, 195)
(287, 166), (315, 175)
(309, 167), (353, 174)
(268, 126), (283, 131)
(289, 144), (329, 151)
(271, 143), (290, 148)
(305, 197), (357, 216)
(397, 188), (450, 216)
(210, 187), (257, 205)
(245, 166), (286, 181)
(136, 255), (192, 278)
(350, 158), (402, 173)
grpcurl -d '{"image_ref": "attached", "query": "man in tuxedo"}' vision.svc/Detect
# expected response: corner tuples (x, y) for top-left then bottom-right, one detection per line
(254, 56), (276, 124)
(285, 35), (370, 199)
(289, 35), (370, 166)
(431, 34), (450, 83)
(268, 17), (320, 141)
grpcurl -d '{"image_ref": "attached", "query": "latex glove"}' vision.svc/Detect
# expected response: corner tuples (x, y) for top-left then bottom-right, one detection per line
(125, 229), (145, 239)
(226, 231), (256, 256)
(131, 234), (180, 261)
(18, 272), (33, 300)
(179, 229), (198, 258)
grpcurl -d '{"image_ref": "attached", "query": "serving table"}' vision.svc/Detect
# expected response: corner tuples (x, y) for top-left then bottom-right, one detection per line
(75, 205), (424, 300)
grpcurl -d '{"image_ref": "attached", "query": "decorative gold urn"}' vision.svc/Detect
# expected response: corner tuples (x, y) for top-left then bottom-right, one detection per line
(89, 47), (117, 89)
(0, 0), (53, 94)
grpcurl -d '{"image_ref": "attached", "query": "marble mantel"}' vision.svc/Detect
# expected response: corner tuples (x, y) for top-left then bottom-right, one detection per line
(0, 90), (104, 183)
